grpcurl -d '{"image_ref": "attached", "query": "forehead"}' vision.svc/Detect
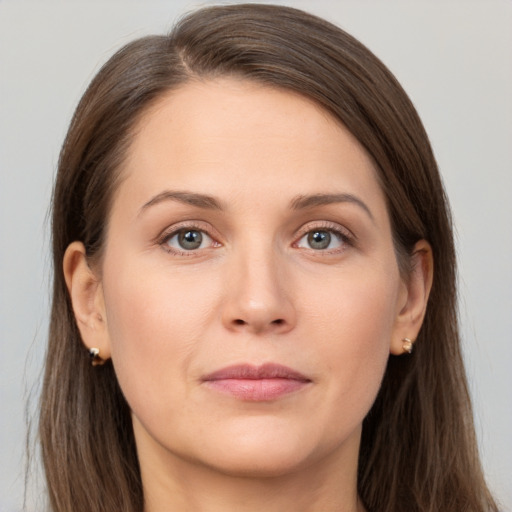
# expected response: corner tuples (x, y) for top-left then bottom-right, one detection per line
(133, 79), (348, 156)
(116, 78), (386, 218)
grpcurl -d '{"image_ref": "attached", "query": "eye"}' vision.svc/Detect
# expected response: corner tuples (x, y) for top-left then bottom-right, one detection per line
(295, 229), (347, 251)
(164, 228), (216, 252)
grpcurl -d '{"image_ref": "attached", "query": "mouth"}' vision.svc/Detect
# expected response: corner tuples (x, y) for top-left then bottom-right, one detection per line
(201, 363), (312, 401)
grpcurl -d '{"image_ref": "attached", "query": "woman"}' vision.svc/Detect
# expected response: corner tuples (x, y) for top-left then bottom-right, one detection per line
(40, 4), (499, 511)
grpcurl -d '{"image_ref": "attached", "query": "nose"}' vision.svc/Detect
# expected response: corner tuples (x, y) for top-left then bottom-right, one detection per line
(221, 247), (296, 335)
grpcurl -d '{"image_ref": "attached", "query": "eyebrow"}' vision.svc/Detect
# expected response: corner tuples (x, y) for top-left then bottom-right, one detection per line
(290, 193), (375, 222)
(139, 190), (224, 215)
(139, 189), (374, 222)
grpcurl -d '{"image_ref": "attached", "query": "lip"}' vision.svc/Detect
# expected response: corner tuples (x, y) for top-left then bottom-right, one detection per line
(201, 363), (312, 401)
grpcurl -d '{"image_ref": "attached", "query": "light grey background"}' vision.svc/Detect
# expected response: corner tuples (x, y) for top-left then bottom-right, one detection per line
(1, 1), (511, 510)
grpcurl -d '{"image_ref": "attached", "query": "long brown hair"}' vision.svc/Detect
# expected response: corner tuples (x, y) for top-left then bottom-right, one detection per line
(40, 4), (498, 511)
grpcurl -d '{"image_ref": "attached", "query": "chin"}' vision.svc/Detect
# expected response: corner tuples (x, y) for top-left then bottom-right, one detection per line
(183, 419), (345, 479)
(200, 444), (314, 479)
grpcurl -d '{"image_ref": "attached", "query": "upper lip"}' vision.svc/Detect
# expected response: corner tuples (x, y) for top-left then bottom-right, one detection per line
(201, 363), (311, 382)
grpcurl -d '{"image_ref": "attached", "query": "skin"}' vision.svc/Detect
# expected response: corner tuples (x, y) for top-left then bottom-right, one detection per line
(64, 79), (432, 511)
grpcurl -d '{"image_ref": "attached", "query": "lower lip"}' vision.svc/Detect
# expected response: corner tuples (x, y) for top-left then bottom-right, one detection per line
(204, 378), (309, 401)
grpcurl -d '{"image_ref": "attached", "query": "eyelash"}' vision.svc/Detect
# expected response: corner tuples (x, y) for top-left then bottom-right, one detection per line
(156, 221), (354, 256)
(293, 221), (355, 254)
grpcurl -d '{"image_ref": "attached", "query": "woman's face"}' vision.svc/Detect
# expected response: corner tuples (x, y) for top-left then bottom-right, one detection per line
(97, 79), (411, 478)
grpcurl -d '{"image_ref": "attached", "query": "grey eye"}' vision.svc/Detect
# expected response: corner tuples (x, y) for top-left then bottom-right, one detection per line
(165, 229), (213, 251)
(178, 230), (203, 250)
(296, 229), (345, 251)
(307, 230), (331, 249)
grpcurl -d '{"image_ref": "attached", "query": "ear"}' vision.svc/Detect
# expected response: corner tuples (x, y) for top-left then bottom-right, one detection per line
(63, 241), (111, 362)
(390, 239), (434, 355)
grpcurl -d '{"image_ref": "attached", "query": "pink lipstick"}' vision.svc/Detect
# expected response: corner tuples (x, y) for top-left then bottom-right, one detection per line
(201, 363), (311, 401)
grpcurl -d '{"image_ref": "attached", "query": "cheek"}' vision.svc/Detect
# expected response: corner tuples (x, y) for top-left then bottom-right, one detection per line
(300, 262), (399, 429)
(100, 257), (220, 410)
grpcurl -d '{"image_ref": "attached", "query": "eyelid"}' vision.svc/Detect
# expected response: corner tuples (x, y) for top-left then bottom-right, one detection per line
(294, 220), (354, 241)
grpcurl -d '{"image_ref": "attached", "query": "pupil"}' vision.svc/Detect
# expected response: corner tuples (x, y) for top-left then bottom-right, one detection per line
(179, 230), (202, 250)
(308, 230), (331, 249)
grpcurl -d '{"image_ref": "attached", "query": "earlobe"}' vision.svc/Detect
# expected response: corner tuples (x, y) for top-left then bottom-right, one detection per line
(63, 241), (111, 362)
(390, 240), (434, 355)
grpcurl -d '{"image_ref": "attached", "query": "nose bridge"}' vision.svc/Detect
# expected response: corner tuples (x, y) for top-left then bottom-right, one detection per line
(222, 236), (295, 334)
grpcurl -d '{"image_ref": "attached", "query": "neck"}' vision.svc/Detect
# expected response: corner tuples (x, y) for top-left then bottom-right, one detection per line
(138, 428), (365, 512)
(143, 463), (364, 512)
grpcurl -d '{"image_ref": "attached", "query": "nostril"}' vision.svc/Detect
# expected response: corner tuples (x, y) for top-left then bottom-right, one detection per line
(232, 318), (285, 327)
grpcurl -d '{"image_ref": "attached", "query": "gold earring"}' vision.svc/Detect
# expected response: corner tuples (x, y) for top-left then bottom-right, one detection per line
(402, 337), (414, 354)
(89, 347), (105, 366)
